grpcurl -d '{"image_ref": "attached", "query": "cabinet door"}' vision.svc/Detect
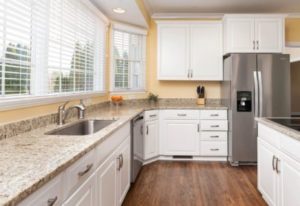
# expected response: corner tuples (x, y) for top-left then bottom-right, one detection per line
(96, 153), (118, 206)
(62, 175), (96, 206)
(162, 120), (199, 155)
(117, 137), (131, 205)
(190, 23), (223, 80)
(158, 24), (189, 80)
(255, 18), (283, 53)
(279, 153), (300, 206)
(257, 139), (278, 206)
(144, 120), (159, 160)
(225, 17), (255, 53)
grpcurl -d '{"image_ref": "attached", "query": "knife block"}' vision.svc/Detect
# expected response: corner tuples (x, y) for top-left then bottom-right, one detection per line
(197, 98), (205, 105)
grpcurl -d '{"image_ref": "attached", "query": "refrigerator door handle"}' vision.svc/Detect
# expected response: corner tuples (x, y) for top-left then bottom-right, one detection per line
(253, 71), (259, 118)
(258, 71), (263, 117)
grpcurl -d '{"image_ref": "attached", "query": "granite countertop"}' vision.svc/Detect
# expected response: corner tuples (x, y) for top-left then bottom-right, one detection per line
(256, 117), (300, 142)
(0, 103), (227, 206)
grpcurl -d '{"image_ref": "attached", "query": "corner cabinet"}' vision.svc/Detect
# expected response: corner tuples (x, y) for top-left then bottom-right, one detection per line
(157, 21), (223, 81)
(223, 15), (284, 54)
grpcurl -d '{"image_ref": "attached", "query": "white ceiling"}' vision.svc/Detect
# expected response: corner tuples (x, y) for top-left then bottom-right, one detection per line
(144, 0), (300, 14)
(91, 0), (148, 28)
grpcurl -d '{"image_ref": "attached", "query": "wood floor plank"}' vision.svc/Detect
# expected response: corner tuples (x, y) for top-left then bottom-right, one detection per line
(123, 161), (267, 206)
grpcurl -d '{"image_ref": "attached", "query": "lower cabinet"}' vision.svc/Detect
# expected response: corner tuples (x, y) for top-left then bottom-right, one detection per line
(162, 119), (200, 156)
(62, 175), (96, 206)
(144, 119), (159, 160)
(258, 124), (300, 206)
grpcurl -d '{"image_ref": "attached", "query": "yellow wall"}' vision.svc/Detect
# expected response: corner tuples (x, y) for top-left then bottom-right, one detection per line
(286, 18), (300, 42)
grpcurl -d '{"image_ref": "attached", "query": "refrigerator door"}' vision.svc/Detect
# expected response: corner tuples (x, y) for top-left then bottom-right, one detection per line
(229, 54), (258, 164)
(257, 54), (291, 117)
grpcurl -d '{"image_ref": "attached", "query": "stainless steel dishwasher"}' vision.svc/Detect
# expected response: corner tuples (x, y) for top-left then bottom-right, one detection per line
(131, 114), (144, 183)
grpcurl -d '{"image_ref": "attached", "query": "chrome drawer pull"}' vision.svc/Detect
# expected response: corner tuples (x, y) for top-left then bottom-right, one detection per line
(47, 196), (58, 206)
(210, 125), (220, 128)
(78, 164), (93, 177)
(210, 135), (219, 138)
(275, 158), (280, 174)
(149, 114), (157, 118)
(210, 148), (220, 151)
(272, 155), (276, 171)
(210, 114), (219, 117)
(177, 114), (187, 117)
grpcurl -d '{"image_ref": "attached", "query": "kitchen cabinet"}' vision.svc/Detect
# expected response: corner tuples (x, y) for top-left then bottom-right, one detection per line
(223, 15), (284, 54)
(144, 110), (159, 160)
(258, 123), (300, 206)
(62, 175), (96, 206)
(157, 21), (223, 81)
(257, 139), (278, 206)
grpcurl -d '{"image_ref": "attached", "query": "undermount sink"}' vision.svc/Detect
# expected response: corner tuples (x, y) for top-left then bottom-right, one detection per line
(46, 119), (116, 136)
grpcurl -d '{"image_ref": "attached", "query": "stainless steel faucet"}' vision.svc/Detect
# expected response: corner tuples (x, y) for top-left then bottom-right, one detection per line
(58, 100), (86, 125)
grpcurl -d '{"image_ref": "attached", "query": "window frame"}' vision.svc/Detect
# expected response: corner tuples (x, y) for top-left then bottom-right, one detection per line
(110, 23), (147, 93)
(0, 0), (109, 111)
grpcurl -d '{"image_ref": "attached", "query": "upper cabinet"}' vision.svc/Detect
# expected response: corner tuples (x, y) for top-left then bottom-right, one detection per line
(157, 21), (223, 81)
(223, 15), (284, 54)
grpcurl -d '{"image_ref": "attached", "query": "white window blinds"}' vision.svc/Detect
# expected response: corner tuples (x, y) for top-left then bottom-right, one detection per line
(0, 0), (33, 96)
(112, 29), (146, 91)
(0, 0), (107, 99)
(48, 0), (105, 94)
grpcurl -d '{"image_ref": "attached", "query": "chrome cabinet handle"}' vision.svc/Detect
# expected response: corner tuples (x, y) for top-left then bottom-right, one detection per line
(272, 155), (276, 171)
(253, 40), (255, 50)
(210, 148), (220, 151)
(78, 164), (93, 177)
(47, 196), (58, 206)
(120, 154), (124, 169)
(140, 125), (143, 135)
(146, 125), (149, 135)
(275, 158), (280, 174)
(117, 155), (122, 171)
(177, 114), (187, 117)
(256, 40), (259, 50)
(210, 135), (219, 138)
(210, 114), (219, 117)
(149, 114), (157, 118)
(197, 124), (200, 132)
(187, 70), (190, 78)
(191, 70), (193, 78)
(210, 125), (220, 128)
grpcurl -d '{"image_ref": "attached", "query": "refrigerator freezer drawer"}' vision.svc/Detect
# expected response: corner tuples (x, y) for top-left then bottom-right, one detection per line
(200, 141), (228, 156)
(200, 120), (228, 131)
(200, 131), (228, 141)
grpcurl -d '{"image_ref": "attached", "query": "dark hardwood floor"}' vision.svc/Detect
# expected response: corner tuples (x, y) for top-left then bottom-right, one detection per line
(123, 161), (267, 206)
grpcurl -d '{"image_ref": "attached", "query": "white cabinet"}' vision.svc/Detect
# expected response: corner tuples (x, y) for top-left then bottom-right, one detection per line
(157, 21), (223, 81)
(190, 23), (223, 80)
(117, 137), (131, 205)
(144, 120), (159, 160)
(19, 174), (63, 206)
(258, 123), (300, 206)
(257, 139), (278, 206)
(160, 110), (200, 156)
(62, 175), (96, 206)
(279, 153), (300, 206)
(224, 15), (284, 54)
(157, 24), (189, 79)
(96, 152), (118, 206)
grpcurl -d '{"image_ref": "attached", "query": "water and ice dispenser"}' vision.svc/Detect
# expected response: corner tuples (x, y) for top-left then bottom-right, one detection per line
(237, 91), (252, 112)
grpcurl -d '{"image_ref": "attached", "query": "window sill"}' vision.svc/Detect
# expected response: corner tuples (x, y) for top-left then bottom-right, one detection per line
(0, 92), (107, 111)
(110, 90), (147, 95)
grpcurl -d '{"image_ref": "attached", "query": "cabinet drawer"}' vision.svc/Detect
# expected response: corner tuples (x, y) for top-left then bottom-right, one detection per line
(64, 149), (96, 199)
(200, 141), (228, 156)
(258, 123), (280, 149)
(200, 120), (228, 131)
(200, 131), (228, 141)
(280, 134), (300, 163)
(19, 174), (63, 206)
(200, 110), (227, 120)
(162, 110), (200, 120)
(144, 110), (159, 121)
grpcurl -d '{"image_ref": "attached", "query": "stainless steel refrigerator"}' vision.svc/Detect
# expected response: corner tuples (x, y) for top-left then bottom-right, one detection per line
(221, 54), (290, 166)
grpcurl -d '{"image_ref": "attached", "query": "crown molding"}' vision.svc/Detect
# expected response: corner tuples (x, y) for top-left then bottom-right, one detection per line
(152, 13), (224, 19)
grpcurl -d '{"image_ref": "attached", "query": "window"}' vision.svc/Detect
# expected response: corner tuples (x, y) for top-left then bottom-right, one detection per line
(0, 0), (107, 99)
(112, 29), (146, 91)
